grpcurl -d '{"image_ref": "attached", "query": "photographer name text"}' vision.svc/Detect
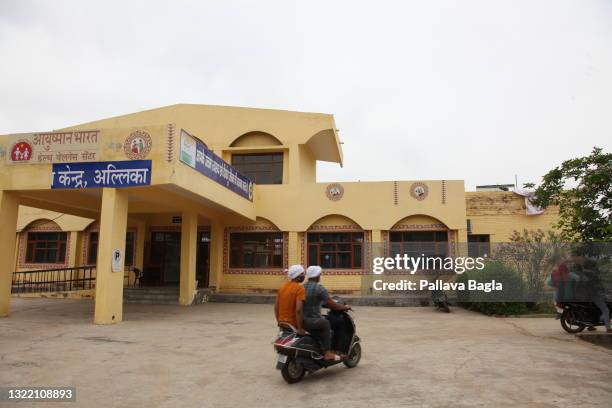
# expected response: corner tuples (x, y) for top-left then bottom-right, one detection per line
(372, 279), (503, 292)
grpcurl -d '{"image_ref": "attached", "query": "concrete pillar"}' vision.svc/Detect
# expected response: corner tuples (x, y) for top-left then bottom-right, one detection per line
(456, 228), (469, 257)
(287, 231), (300, 265)
(0, 191), (19, 317)
(288, 145), (299, 185)
(370, 229), (384, 260)
(13, 233), (20, 273)
(366, 230), (385, 295)
(179, 211), (197, 305)
(134, 220), (146, 272)
(209, 221), (224, 291)
(94, 188), (128, 324)
(67, 231), (79, 267)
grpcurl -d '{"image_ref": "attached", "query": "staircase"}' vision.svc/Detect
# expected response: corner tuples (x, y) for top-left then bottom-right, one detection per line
(123, 287), (180, 304)
(123, 287), (215, 305)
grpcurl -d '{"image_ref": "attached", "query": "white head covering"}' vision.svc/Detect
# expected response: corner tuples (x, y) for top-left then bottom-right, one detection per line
(306, 265), (322, 278)
(287, 264), (305, 279)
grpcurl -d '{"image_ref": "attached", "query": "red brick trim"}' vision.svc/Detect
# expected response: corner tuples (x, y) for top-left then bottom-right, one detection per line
(307, 224), (361, 232)
(391, 223), (447, 231)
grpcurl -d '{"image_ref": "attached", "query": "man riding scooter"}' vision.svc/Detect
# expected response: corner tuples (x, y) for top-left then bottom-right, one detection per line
(303, 266), (352, 361)
(275, 265), (307, 336)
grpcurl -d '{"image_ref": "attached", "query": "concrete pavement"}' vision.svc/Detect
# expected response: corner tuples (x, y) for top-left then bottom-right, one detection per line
(1, 298), (611, 408)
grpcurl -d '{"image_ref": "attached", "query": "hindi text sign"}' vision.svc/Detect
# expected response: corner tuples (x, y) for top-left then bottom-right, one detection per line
(51, 160), (152, 189)
(7, 130), (101, 164)
(179, 130), (253, 201)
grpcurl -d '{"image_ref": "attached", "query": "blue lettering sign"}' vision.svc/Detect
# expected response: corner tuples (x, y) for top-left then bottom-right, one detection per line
(51, 160), (152, 189)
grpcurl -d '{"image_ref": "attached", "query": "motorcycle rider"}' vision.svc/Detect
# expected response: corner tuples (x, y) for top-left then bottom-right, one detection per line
(275, 265), (306, 336)
(579, 259), (611, 333)
(303, 265), (351, 361)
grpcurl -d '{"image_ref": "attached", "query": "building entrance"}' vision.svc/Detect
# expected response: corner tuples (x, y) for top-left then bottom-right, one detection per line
(145, 230), (211, 287)
(196, 232), (210, 288)
(147, 231), (181, 285)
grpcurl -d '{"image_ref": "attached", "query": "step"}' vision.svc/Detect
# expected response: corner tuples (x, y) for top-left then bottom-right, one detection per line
(123, 299), (179, 305)
(209, 293), (276, 304)
(123, 294), (178, 300)
(123, 288), (179, 294)
(123, 287), (214, 305)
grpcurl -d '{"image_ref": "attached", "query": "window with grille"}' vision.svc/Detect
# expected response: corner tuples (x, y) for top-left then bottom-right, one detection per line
(307, 232), (363, 269)
(229, 232), (283, 268)
(231, 153), (283, 184)
(25, 231), (68, 264)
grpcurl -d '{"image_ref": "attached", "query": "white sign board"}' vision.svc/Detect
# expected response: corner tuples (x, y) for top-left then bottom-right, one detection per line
(111, 249), (124, 273)
(6, 130), (100, 164)
(179, 130), (197, 168)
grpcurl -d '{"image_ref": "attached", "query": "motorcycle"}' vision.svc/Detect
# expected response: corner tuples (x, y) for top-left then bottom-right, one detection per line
(273, 298), (362, 384)
(557, 301), (612, 333)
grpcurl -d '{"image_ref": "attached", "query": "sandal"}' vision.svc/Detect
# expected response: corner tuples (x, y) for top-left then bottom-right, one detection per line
(324, 353), (341, 361)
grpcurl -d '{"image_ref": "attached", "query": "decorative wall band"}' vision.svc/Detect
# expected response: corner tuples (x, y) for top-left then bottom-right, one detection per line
(442, 180), (447, 205)
(166, 123), (175, 163)
(391, 224), (447, 231)
(307, 225), (362, 232)
(393, 181), (399, 205)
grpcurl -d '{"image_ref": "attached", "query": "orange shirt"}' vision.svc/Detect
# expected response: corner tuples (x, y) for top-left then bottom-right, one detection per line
(276, 281), (305, 327)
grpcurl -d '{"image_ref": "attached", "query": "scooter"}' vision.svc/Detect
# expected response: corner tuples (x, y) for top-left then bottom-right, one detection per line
(273, 299), (362, 384)
(557, 301), (612, 333)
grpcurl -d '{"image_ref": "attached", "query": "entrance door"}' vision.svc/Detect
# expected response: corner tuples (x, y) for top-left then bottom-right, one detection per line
(196, 232), (210, 288)
(149, 231), (181, 285)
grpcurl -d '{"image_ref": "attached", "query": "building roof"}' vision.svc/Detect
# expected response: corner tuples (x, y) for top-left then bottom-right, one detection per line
(59, 104), (344, 165)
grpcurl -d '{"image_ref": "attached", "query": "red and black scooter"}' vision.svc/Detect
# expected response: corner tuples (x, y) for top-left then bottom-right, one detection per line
(273, 299), (362, 384)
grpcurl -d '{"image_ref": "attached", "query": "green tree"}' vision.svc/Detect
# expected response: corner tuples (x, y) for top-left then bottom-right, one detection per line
(530, 147), (612, 242)
(493, 229), (568, 305)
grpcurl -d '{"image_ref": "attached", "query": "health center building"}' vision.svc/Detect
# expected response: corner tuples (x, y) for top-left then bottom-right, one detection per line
(0, 104), (558, 323)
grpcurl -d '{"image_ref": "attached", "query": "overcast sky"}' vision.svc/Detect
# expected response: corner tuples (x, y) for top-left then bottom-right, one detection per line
(1, 0), (611, 190)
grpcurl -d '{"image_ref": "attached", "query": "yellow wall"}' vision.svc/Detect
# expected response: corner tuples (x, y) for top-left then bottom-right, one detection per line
(466, 192), (559, 242)
(1, 104), (560, 297)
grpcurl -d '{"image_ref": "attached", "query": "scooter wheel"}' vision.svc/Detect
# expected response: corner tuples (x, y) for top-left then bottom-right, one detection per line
(560, 311), (585, 334)
(281, 358), (305, 384)
(343, 343), (362, 368)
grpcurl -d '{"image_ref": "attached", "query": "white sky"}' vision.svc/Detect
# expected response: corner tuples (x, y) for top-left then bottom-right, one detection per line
(1, 0), (611, 190)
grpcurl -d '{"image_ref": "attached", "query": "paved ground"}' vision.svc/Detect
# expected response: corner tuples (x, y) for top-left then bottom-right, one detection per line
(1, 298), (611, 408)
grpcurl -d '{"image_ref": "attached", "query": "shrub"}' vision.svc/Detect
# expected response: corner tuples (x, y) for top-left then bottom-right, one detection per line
(457, 261), (528, 316)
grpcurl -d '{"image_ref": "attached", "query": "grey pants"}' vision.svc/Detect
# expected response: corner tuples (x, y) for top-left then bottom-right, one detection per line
(593, 297), (611, 330)
(303, 317), (331, 352)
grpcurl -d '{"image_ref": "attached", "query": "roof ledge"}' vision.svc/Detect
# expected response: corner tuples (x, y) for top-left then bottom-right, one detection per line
(305, 128), (343, 165)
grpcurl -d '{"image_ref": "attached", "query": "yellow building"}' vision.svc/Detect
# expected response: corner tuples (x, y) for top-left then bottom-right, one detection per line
(0, 104), (558, 323)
